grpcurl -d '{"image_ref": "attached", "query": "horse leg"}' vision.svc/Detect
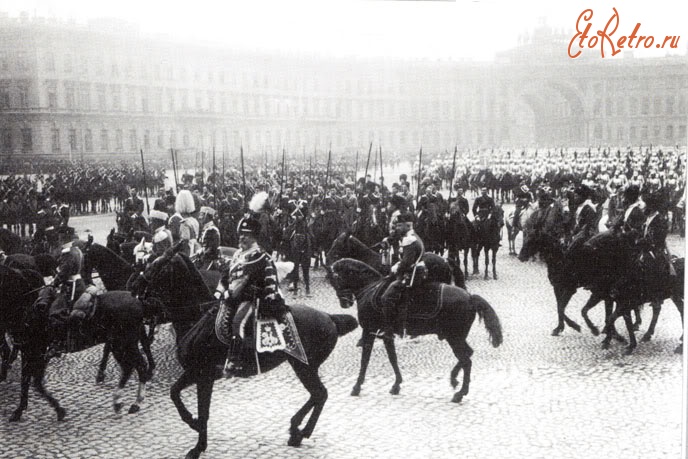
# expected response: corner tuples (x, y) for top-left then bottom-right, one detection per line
(0, 333), (10, 382)
(9, 352), (34, 422)
(126, 340), (151, 414)
(140, 323), (156, 380)
(492, 247), (497, 280)
(462, 249), (469, 277)
(621, 307), (637, 354)
(602, 305), (623, 349)
(288, 363), (328, 446)
(672, 295), (684, 353)
(552, 286), (578, 336)
(171, 368), (202, 431)
(185, 372), (214, 459)
(31, 361), (66, 421)
(581, 292), (604, 335)
(642, 300), (662, 342)
(382, 337), (403, 395)
(96, 342), (111, 384)
(632, 305), (642, 331)
(448, 338), (473, 403)
(472, 246), (479, 275)
(483, 246), (489, 280)
(351, 331), (376, 396)
(112, 359), (134, 414)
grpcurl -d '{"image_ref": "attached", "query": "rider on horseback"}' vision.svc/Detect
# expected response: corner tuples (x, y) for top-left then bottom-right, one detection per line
(216, 215), (286, 373)
(379, 212), (426, 340)
(472, 187), (495, 221)
(193, 206), (227, 271)
(512, 183), (533, 229)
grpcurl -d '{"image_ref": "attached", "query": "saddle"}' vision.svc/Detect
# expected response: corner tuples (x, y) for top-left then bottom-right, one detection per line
(373, 281), (446, 321)
(214, 301), (308, 365)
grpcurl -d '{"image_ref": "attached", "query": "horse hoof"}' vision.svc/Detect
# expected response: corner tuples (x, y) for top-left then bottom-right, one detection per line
(9, 410), (21, 422)
(351, 386), (361, 396)
(641, 334), (652, 342)
(185, 448), (202, 459)
(674, 344), (683, 354)
(493, 274), (498, 280)
(95, 373), (105, 384)
(128, 404), (140, 414)
(450, 379), (458, 389)
(484, 274), (489, 280)
(551, 329), (562, 337)
(113, 403), (123, 414)
(624, 346), (635, 355)
(590, 327), (600, 337)
(451, 393), (463, 403)
(288, 429), (304, 447)
(601, 341), (611, 350)
(390, 386), (400, 396)
(56, 407), (67, 422)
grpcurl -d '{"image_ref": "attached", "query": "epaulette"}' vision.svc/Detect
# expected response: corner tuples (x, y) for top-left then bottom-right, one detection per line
(400, 234), (417, 247)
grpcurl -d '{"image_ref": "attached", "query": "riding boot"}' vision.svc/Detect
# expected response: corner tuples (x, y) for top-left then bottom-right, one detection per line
(223, 337), (243, 376)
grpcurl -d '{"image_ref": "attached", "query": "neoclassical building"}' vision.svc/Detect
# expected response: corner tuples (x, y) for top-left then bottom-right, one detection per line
(0, 12), (686, 160)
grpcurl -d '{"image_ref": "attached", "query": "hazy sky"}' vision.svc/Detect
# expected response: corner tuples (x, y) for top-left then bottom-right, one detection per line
(1, 0), (686, 60)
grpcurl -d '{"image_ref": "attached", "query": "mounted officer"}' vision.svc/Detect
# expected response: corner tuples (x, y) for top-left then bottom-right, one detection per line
(614, 184), (645, 235)
(637, 192), (676, 279)
(35, 229), (96, 357)
(193, 206), (227, 271)
(511, 183), (533, 229)
(215, 215), (286, 374)
(379, 212), (426, 340)
(472, 187), (495, 221)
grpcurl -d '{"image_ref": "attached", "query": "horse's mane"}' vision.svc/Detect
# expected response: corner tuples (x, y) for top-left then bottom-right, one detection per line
(332, 258), (385, 303)
(171, 253), (214, 302)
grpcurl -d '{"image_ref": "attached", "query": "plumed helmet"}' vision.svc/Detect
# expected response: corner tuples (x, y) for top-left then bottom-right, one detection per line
(175, 189), (195, 214)
(238, 216), (261, 237)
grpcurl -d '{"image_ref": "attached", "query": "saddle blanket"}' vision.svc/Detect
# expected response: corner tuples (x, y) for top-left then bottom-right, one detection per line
(369, 281), (446, 320)
(215, 303), (308, 365)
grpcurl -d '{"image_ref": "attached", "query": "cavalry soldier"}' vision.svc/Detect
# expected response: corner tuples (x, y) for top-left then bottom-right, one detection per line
(615, 184), (645, 234)
(472, 187), (495, 221)
(215, 215), (286, 374)
(637, 192), (676, 278)
(448, 186), (469, 217)
(572, 184), (598, 237)
(284, 207), (313, 296)
(169, 189), (199, 256)
(379, 212), (426, 340)
(341, 185), (358, 230)
(194, 206), (226, 271)
(511, 183), (533, 229)
(382, 194), (407, 265)
(124, 187), (144, 216)
(153, 188), (168, 213)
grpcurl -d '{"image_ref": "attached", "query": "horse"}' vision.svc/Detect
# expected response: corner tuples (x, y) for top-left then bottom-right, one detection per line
(1, 263), (153, 421)
(505, 202), (537, 255)
(0, 227), (23, 254)
(309, 211), (342, 268)
(3, 252), (58, 278)
(444, 205), (475, 278)
(471, 206), (503, 280)
(325, 231), (463, 288)
(129, 245), (358, 459)
(416, 198), (445, 254)
(325, 258), (502, 402)
(518, 227), (684, 354)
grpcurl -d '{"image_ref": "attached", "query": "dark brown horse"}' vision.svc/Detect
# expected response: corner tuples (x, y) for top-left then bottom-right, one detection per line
(325, 258), (502, 402)
(129, 245), (358, 459)
(1, 264), (152, 421)
(471, 206), (504, 279)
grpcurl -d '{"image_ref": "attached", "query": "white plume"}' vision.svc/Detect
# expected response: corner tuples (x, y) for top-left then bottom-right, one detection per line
(249, 191), (269, 213)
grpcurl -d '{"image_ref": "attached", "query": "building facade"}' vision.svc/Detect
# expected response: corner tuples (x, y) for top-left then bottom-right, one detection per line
(0, 13), (686, 160)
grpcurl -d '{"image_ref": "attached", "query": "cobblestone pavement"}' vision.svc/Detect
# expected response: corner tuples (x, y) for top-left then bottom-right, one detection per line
(1, 211), (684, 459)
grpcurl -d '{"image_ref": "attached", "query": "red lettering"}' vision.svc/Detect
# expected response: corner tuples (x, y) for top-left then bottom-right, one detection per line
(643, 36), (654, 48)
(568, 9), (594, 58)
(597, 7), (621, 57)
(617, 36), (627, 48)
(627, 23), (641, 47)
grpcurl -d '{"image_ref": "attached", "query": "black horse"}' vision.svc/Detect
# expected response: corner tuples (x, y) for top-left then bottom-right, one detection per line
(444, 205), (475, 278)
(325, 258), (502, 402)
(3, 252), (58, 277)
(0, 227), (23, 254)
(519, 228), (684, 354)
(309, 211), (342, 268)
(326, 231), (463, 288)
(129, 246), (358, 459)
(472, 206), (504, 279)
(1, 263), (152, 421)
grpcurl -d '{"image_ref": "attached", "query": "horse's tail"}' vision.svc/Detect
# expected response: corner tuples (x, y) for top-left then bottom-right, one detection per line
(469, 294), (503, 348)
(329, 314), (359, 337)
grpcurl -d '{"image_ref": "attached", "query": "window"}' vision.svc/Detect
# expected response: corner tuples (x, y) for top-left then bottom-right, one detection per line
(65, 85), (75, 110)
(605, 99), (613, 117)
(97, 85), (106, 111)
(617, 98), (625, 117)
(0, 53), (8, 71)
(679, 125), (687, 141)
(641, 97), (649, 115)
(127, 87), (136, 111)
(45, 53), (55, 71)
(21, 128), (32, 153)
(129, 130), (137, 151)
(100, 130), (109, 152)
(51, 129), (61, 153)
(80, 85), (90, 110)
(667, 125), (674, 140)
(111, 85), (121, 110)
(0, 88), (10, 109)
(115, 129), (123, 151)
(85, 129), (93, 152)
(169, 130), (177, 149)
(157, 131), (164, 149)
(68, 129), (77, 152)
(141, 89), (149, 112)
(641, 125), (648, 140)
(183, 130), (190, 147)
(617, 127), (624, 142)
(666, 96), (674, 115)
(143, 130), (150, 150)
(167, 89), (175, 112)
(653, 97), (662, 115)
(630, 126), (637, 140)
(1, 129), (11, 152)
(653, 126), (661, 140)
(64, 55), (73, 73)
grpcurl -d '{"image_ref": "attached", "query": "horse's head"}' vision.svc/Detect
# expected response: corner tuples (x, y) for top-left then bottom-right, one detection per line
(130, 242), (186, 299)
(325, 231), (351, 266)
(324, 262), (355, 309)
(326, 258), (382, 309)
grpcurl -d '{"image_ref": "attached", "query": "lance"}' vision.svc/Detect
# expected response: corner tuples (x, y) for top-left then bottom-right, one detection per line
(379, 145), (383, 188)
(373, 145), (378, 185)
(240, 145), (247, 209)
(139, 149), (151, 215)
(448, 145), (458, 201)
(222, 148), (226, 192)
(212, 146), (217, 204)
(279, 148), (286, 199)
(363, 141), (373, 193)
(325, 143), (332, 189)
(354, 150), (359, 185)
(415, 146), (423, 210)
(201, 149), (205, 185)
(170, 148), (179, 193)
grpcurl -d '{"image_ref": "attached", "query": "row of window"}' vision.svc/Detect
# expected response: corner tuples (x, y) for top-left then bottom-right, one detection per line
(592, 124), (687, 142)
(592, 95), (687, 117)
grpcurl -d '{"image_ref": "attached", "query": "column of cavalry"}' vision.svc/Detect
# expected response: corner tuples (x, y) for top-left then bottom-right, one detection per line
(0, 143), (684, 458)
